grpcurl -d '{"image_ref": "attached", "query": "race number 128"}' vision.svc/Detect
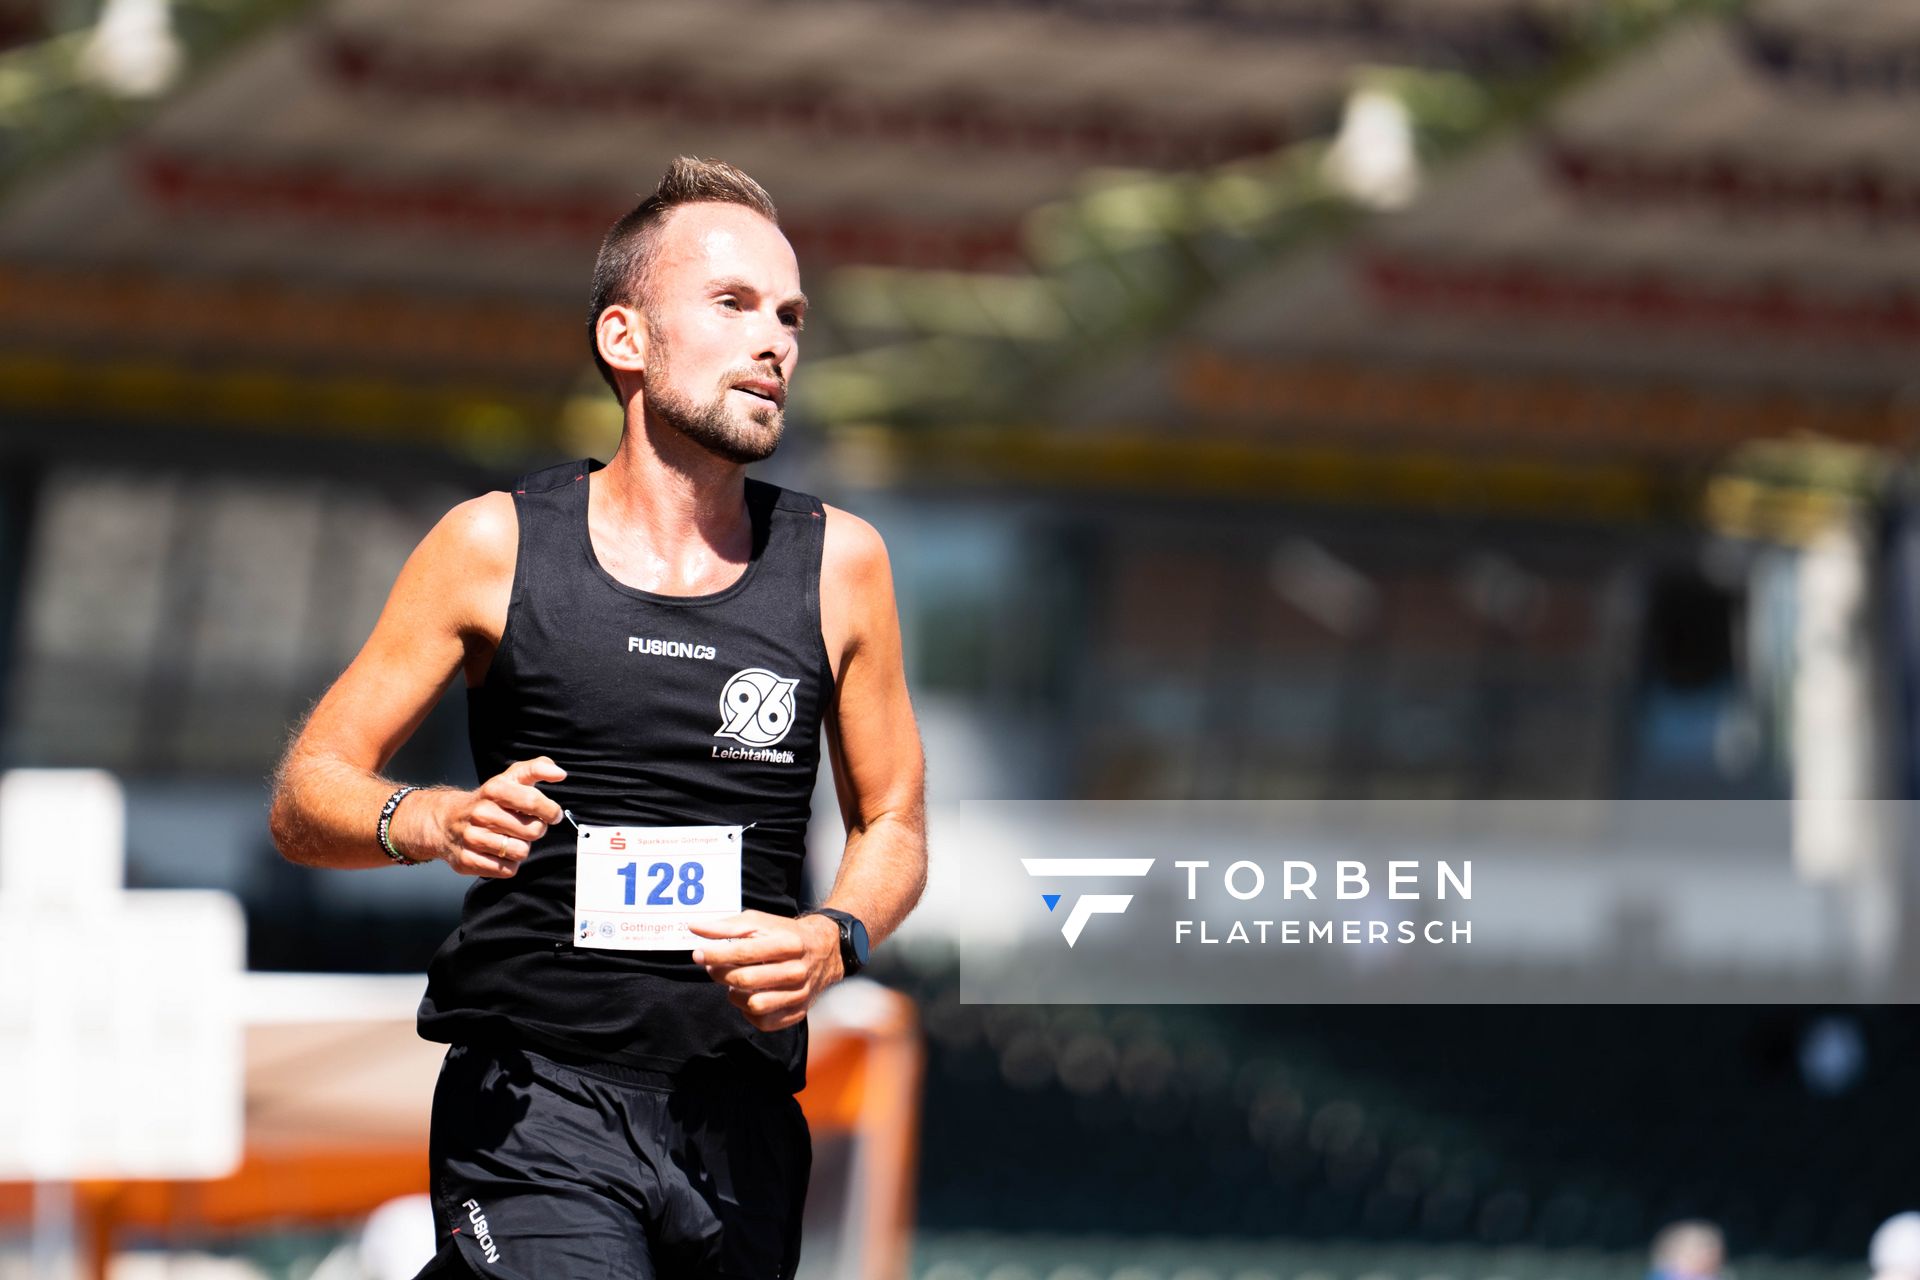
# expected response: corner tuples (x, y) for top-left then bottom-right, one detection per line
(617, 859), (707, 906)
(573, 824), (743, 951)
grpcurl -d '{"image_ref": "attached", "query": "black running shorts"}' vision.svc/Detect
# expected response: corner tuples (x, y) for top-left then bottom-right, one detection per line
(412, 1043), (812, 1279)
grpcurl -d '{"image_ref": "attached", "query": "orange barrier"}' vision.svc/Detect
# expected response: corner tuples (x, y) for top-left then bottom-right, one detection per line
(0, 983), (923, 1280)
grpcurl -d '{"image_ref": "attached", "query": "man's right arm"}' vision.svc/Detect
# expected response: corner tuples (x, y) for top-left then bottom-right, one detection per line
(267, 491), (562, 877)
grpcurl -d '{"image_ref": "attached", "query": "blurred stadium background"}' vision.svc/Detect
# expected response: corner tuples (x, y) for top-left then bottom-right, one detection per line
(4, 0), (1920, 1276)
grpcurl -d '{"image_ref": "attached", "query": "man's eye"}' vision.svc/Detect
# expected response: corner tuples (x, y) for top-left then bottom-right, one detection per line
(718, 297), (741, 310)
(781, 313), (804, 330)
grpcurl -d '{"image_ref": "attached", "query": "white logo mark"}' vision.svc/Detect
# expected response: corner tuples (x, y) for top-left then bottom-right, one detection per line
(1021, 858), (1156, 947)
(715, 667), (799, 747)
(462, 1198), (501, 1264)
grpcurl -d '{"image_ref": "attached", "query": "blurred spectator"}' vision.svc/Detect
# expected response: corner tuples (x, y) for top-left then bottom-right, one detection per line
(1871, 1212), (1920, 1280)
(1649, 1220), (1726, 1280)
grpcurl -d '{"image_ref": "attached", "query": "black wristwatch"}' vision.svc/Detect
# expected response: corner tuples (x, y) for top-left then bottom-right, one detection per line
(802, 907), (870, 978)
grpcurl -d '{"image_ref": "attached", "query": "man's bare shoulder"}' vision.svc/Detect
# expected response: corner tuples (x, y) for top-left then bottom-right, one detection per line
(819, 504), (897, 674)
(432, 490), (518, 570)
(820, 502), (890, 593)
(405, 492), (518, 631)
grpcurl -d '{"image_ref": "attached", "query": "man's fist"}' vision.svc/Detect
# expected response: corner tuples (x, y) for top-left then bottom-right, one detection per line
(689, 911), (844, 1032)
(396, 756), (566, 878)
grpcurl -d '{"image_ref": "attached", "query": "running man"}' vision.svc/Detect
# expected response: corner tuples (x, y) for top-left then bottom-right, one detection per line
(268, 156), (927, 1279)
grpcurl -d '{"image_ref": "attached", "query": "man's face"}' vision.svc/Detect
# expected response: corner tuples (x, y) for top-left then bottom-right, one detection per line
(639, 202), (806, 465)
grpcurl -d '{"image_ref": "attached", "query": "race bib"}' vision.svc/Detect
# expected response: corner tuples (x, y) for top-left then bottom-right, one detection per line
(572, 823), (743, 951)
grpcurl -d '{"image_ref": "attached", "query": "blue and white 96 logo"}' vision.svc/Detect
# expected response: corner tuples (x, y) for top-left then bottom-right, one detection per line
(715, 668), (799, 747)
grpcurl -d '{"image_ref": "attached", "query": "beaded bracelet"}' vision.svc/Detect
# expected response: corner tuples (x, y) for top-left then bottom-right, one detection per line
(378, 786), (425, 865)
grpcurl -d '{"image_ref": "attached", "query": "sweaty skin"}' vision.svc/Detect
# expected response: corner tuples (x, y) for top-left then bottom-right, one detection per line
(269, 201), (928, 1033)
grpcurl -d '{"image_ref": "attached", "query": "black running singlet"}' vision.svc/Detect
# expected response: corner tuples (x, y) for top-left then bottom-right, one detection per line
(416, 458), (831, 1092)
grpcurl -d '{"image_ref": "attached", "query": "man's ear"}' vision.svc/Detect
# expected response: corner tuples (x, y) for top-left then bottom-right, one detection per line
(596, 303), (649, 384)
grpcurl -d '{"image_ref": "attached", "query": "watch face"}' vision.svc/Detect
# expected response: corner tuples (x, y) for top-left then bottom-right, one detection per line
(849, 918), (870, 966)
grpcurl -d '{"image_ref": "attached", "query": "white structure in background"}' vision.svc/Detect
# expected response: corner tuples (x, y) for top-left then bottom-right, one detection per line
(304, 1194), (438, 1280)
(0, 769), (245, 1274)
(1792, 518), (1903, 983)
(77, 0), (183, 98)
(1322, 86), (1420, 210)
(1870, 1211), (1920, 1280)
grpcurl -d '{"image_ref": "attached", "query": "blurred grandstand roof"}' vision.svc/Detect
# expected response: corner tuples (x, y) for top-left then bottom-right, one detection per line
(1, 0), (1912, 481)
(1073, 7), (1920, 458)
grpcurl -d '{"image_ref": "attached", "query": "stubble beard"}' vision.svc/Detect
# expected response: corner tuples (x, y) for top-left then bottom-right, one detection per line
(644, 331), (785, 466)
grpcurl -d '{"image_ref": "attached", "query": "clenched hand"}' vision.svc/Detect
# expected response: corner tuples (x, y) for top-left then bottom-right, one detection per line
(689, 911), (843, 1032)
(395, 756), (567, 877)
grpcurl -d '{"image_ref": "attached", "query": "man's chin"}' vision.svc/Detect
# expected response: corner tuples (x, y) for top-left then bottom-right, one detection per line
(703, 423), (783, 465)
(649, 390), (784, 464)
(726, 408), (784, 459)
(721, 438), (780, 464)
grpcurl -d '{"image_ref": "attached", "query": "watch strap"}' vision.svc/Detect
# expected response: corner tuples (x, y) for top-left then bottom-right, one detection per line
(802, 907), (868, 976)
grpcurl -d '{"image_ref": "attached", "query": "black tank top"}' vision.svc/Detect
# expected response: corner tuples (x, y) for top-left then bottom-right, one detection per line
(416, 458), (831, 1092)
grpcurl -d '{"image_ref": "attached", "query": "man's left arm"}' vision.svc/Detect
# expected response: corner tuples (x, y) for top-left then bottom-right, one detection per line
(690, 506), (927, 1031)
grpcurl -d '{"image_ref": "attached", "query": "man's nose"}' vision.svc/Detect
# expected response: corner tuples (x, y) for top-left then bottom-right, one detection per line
(753, 314), (795, 368)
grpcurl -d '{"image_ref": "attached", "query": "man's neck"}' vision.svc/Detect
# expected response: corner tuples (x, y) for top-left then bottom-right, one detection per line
(589, 413), (753, 591)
